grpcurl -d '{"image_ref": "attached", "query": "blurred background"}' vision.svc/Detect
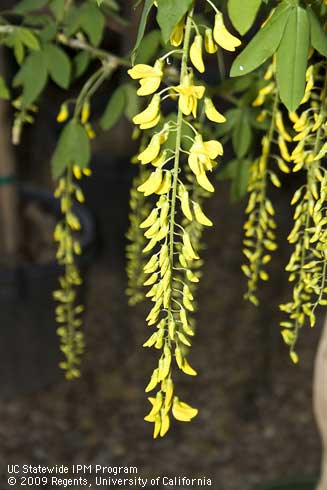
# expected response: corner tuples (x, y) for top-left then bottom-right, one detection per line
(0, 1), (322, 489)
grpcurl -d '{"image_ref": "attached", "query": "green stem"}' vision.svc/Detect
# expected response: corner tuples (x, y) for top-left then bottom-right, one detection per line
(73, 67), (104, 120)
(168, 11), (193, 270)
(56, 34), (130, 67)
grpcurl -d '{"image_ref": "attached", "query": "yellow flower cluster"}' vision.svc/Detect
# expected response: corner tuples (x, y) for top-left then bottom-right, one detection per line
(57, 100), (95, 139)
(127, 4), (239, 437)
(280, 63), (327, 363)
(126, 169), (151, 305)
(53, 164), (91, 379)
(242, 62), (287, 305)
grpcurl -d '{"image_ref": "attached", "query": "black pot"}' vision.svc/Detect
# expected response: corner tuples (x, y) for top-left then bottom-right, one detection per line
(0, 185), (95, 398)
(256, 478), (317, 490)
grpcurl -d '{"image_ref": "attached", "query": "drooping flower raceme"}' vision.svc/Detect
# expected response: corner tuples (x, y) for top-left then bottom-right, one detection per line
(279, 62), (327, 364)
(126, 3), (240, 437)
(242, 61), (288, 307)
(53, 164), (91, 379)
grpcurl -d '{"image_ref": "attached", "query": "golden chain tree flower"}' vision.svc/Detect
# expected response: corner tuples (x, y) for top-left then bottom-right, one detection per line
(126, 167), (151, 305)
(127, 1), (235, 437)
(280, 63), (327, 363)
(173, 73), (205, 117)
(213, 12), (241, 52)
(128, 60), (164, 96)
(53, 164), (91, 379)
(242, 61), (289, 305)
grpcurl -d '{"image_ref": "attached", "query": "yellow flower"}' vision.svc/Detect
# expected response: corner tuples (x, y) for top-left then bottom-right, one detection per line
(278, 135), (291, 162)
(137, 168), (163, 196)
(290, 351), (299, 364)
(188, 134), (223, 175)
(172, 397), (198, 422)
(204, 28), (217, 54)
(57, 103), (69, 123)
(204, 97), (226, 123)
(188, 135), (222, 192)
(190, 35), (205, 73)
(82, 168), (92, 177)
(85, 123), (95, 139)
(170, 18), (184, 46)
(252, 82), (275, 106)
(138, 134), (161, 164)
(81, 100), (90, 124)
(174, 74), (205, 118)
(275, 111), (291, 142)
(193, 202), (213, 226)
(73, 165), (82, 180)
(140, 113), (161, 130)
(213, 12), (241, 51)
(133, 94), (161, 127)
(128, 60), (163, 96)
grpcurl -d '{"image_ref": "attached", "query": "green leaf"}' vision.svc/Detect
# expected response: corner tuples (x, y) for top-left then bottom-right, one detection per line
(51, 121), (91, 178)
(276, 6), (310, 112)
(64, 6), (83, 37)
(15, 0), (49, 13)
(39, 21), (57, 42)
(0, 76), (10, 100)
(80, 2), (105, 46)
(156, 0), (193, 44)
(4, 32), (25, 63)
(307, 6), (327, 57)
(44, 43), (71, 89)
(131, 0), (154, 64)
(135, 30), (162, 64)
(14, 40), (25, 64)
(232, 111), (252, 158)
(50, 0), (66, 21)
(17, 27), (40, 50)
(13, 50), (48, 106)
(228, 0), (261, 35)
(73, 51), (91, 79)
(230, 1), (291, 77)
(100, 86), (126, 130)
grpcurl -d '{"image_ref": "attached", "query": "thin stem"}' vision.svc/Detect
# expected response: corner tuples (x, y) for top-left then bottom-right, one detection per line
(56, 34), (130, 67)
(168, 12), (193, 266)
(205, 0), (219, 14)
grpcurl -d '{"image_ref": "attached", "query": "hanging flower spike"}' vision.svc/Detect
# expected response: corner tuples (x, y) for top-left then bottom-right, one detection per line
(213, 11), (241, 52)
(127, 4), (226, 438)
(126, 168), (151, 305)
(53, 164), (91, 379)
(190, 34), (205, 73)
(242, 62), (283, 306)
(174, 73), (205, 117)
(128, 60), (164, 96)
(279, 62), (327, 362)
